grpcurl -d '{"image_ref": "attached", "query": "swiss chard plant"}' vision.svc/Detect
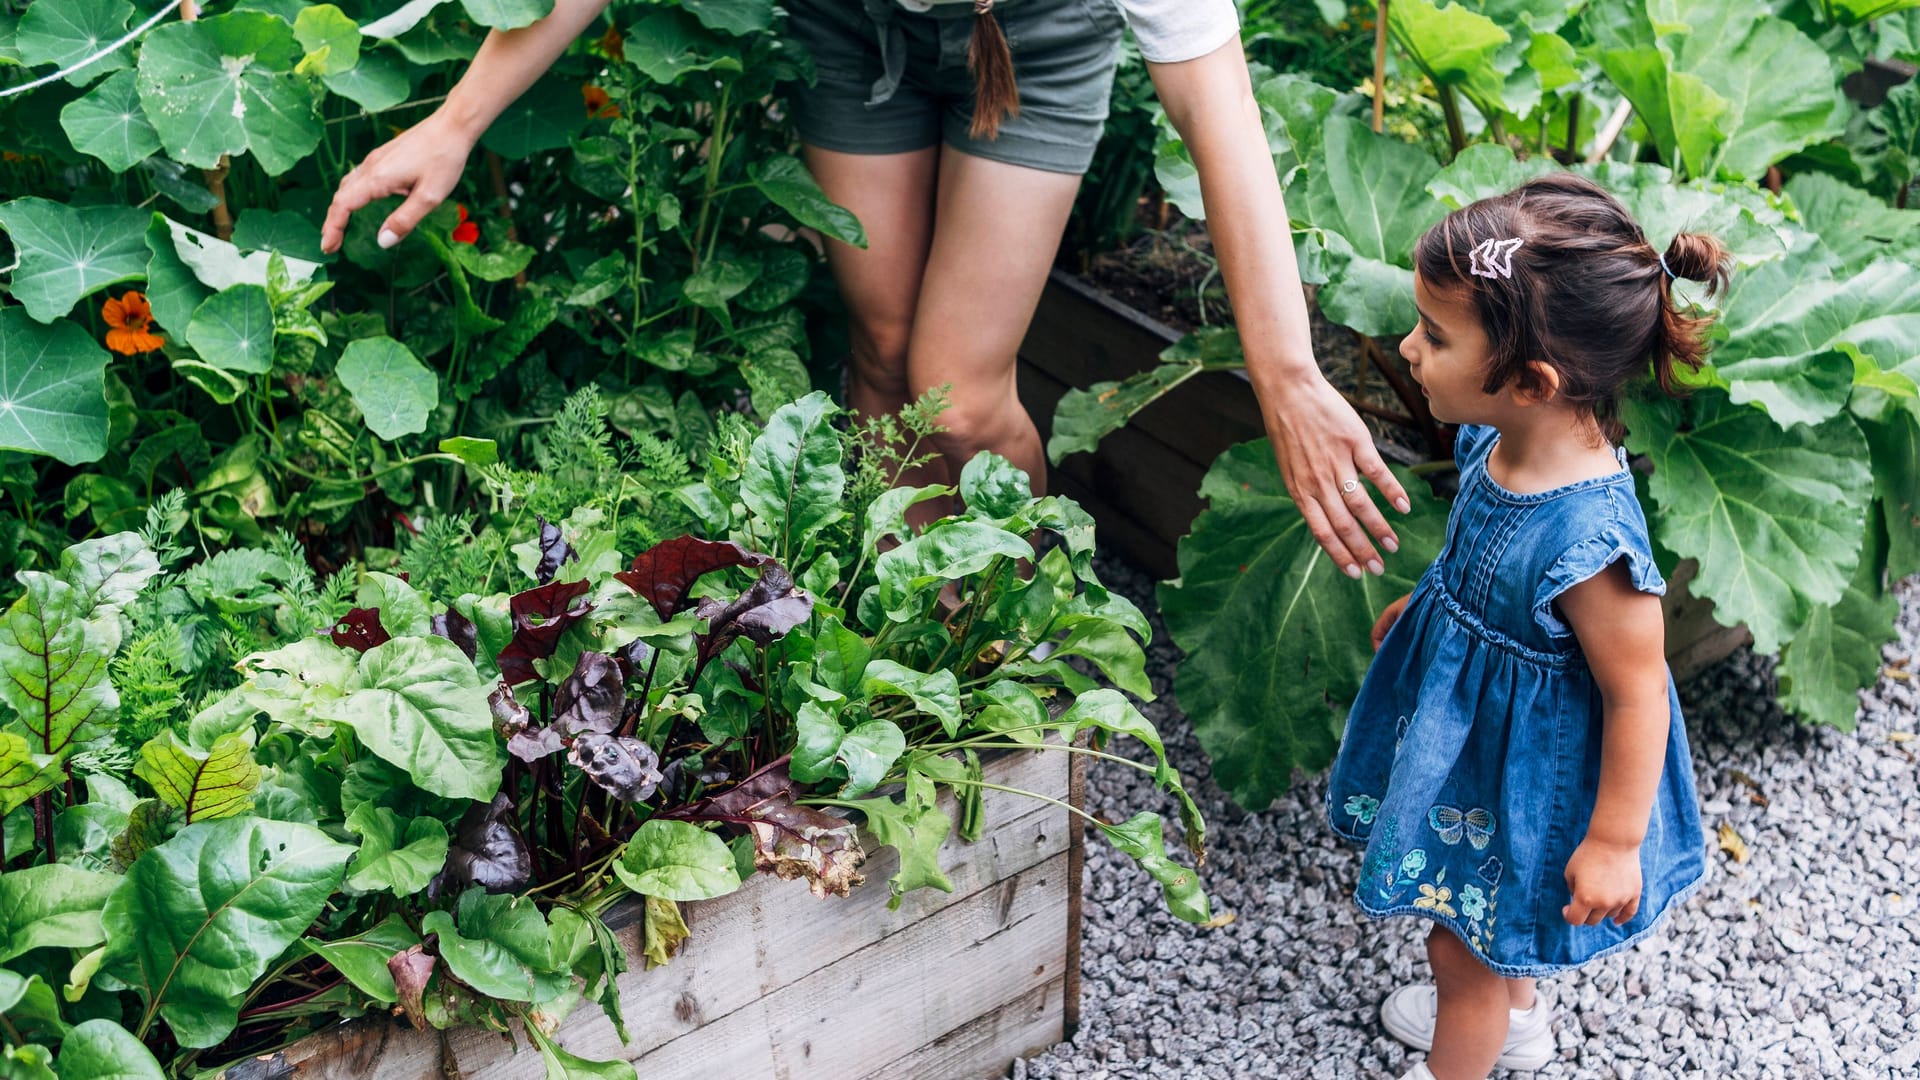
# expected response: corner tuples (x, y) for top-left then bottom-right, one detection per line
(1060, 5), (1920, 811)
(0, 393), (1205, 1076)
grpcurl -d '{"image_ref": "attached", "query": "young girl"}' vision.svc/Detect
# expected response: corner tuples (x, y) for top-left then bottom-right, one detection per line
(1327, 173), (1720, 1080)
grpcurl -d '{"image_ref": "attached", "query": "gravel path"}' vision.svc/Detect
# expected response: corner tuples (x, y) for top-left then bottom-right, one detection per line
(1019, 557), (1920, 1080)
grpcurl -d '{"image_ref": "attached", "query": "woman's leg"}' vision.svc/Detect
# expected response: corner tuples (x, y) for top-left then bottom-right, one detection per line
(1426, 926), (1510, 1080)
(907, 149), (1083, 498)
(801, 143), (946, 499)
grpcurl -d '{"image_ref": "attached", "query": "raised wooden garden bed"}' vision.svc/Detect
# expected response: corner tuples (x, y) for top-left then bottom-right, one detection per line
(218, 747), (1083, 1080)
(1017, 268), (1750, 681)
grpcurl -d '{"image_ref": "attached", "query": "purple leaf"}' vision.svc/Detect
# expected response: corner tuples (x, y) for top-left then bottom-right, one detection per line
(613, 637), (654, 683)
(664, 757), (864, 898)
(568, 731), (663, 803)
(551, 651), (625, 739)
(488, 683), (531, 738)
(388, 945), (437, 1030)
(692, 562), (815, 677)
(534, 515), (576, 586)
(507, 725), (564, 763)
(431, 607), (478, 661)
(331, 607), (391, 652)
(497, 578), (594, 686)
(615, 536), (769, 619)
(430, 792), (532, 897)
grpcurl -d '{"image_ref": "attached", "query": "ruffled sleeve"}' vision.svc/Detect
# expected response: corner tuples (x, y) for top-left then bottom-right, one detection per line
(1451, 424), (1497, 471)
(1532, 525), (1667, 637)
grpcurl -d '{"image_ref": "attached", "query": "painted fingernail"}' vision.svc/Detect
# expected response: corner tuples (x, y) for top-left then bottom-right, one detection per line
(1345, 563), (1363, 579)
(378, 228), (400, 249)
(1395, 497), (1411, 513)
(1367, 559), (1385, 576)
(1382, 536), (1399, 554)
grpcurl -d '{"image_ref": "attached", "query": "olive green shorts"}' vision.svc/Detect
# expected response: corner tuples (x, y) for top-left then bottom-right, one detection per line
(785, 0), (1127, 175)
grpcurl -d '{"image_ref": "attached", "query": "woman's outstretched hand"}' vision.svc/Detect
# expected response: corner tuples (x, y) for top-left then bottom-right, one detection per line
(1265, 376), (1410, 579)
(320, 111), (475, 255)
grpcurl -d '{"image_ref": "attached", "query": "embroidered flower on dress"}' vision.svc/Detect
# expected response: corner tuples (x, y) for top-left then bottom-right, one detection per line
(1344, 794), (1380, 825)
(1414, 883), (1457, 917)
(1478, 855), (1504, 886)
(1459, 884), (1487, 921)
(1397, 849), (1428, 881)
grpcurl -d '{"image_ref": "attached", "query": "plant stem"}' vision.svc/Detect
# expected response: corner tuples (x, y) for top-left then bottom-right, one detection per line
(1437, 83), (1467, 159)
(933, 777), (1104, 830)
(945, 740), (1161, 776)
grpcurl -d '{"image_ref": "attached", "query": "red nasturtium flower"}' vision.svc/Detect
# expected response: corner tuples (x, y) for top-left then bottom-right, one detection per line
(102, 291), (164, 355)
(452, 205), (479, 245)
(583, 85), (620, 120)
(595, 24), (624, 62)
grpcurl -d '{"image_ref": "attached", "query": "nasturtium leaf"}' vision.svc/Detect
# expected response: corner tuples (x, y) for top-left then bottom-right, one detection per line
(143, 215), (210, 336)
(419, 889), (568, 1002)
(1623, 391), (1872, 655)
(439, 435), (499, 466)
(743, 391), (845, 560)
(134, 13), (323, 175)
(0, 307), (111, 465)
(132, 730), (260, 823)
(153, 215), (322, 295)
(1159, 448), (1448, 810)
(292, 4), (360, 74)
(323, 44), (410, 110)
(344, 803), (449, 895)
(59, 70), (160, 173)
(0, 733), (63, 818)
(1099, 812), (1210, 923)
(480, 72), (584, 156)
(185, 285), (274, 374)
(16, 0), (131, 85)
(1776, 509), (1899, 730)
(51, 1020), (165, 1080)
(452, 239), (534, 282)
(613, 819), (742, 901)
(625, 8), (741, 84)
(859, 660), (963, 738)
(751, 155), (867, 248)
(336, 336), (437, 439)
(683, 0), (774, 35)
(0, 199), (151, 324)
(0, 864), (121, 963)
(301, 915), (420, 1003)
(101, 817), (353, 1048)
(855, 782), (952, 908)
(230, 209), (331, 264)
(460, 0), (554, 29)
(321, 636), (502, 801)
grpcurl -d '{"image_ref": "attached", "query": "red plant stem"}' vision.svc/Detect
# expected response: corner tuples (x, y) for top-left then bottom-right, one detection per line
(236, 978), (343, 1021)
(32, 792), (54, 863)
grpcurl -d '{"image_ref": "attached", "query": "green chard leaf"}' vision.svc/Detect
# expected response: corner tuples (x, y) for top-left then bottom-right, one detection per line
(52, 1020), (167, 1080)
(318, 636), (503, 802)
(742, 390), (845, 560)
(1098, 812), (1210, 924)
(0, 864), (122, 963)
(131, 730), (260, 823)
(612, 819), (742, 901)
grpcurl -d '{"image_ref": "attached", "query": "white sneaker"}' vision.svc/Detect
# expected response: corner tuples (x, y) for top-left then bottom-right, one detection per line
(1379, 983), (1555, 1071)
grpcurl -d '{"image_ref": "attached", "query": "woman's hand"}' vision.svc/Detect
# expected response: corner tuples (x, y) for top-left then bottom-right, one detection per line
(321, 111), (476, 254)
(1265, 376), (1410, 578)
(1562, 837), (1643, 926)
(1370, 593), (1411, 650)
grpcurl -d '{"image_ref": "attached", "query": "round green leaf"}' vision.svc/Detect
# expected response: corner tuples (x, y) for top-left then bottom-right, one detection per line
(16, 0), (131, 86)
(461, 0), (555, 29)
(0, 198), (152, 323)
(479, 72), (583, 157)
(185, 285), (274, 374)
(322, 45), (410, 111)
(613, 819), (743, 901)
(0, 307), (110, 465)
(60, 70), (160, 173)
(293, 4), (360, 75)
(134, 13), (322, 174)
(625, 8), (742, 84)
(319, 635), (503, 801)
(683, 0), (773, 35)
(52, 1020), (165, 1080)
(336, 336), (437, 439)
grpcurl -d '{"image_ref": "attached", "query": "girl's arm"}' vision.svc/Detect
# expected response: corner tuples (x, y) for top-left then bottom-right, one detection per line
(1553, 560), (1672, 926)
(320, 0), (614, 254)
(1145, 41), (1411, 579)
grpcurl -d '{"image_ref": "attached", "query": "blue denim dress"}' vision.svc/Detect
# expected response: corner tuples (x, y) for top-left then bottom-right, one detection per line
(1327, 424), (1706, 977)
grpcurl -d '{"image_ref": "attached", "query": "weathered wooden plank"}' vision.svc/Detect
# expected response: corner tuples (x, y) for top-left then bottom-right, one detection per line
(864, 977), (1065, 1080)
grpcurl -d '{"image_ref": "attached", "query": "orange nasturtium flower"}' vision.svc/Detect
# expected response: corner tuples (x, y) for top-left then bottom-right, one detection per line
(452, 204), (479, 245)
(103, 291), (164, 355)
(583, 85), (620, 120)
(595, 23), (624, 62)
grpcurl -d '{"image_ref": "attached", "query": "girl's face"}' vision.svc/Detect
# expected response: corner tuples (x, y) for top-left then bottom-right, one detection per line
(1400, 272), (1502, 426)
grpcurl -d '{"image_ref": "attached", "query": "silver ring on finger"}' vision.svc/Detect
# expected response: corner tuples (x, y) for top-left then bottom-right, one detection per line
(1340, 479), (1359, 494)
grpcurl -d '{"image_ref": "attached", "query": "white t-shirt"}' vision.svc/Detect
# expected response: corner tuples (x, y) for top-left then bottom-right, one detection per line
(893, 0), (1240, 64)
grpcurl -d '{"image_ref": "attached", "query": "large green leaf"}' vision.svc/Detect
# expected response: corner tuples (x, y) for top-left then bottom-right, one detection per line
(335, 336), (437, 439)
(460, 0), (554, 29)
(292, 3), (361, 74)
(185, 285), (275, 374)
(683, 0), (774, 35)
(52, 1020), (166, 1080)
(478, 72), (582, 157)
(1047, 329), (1244, 464)
(0, 199), (151, 323)
(131, 730), (260, 823)
(1623, 391), (1872, 654)
(60, 70), (161, 173)
(318, 636), (503, 801)
(0, 864), (121, 963)
(858, 659), (962, 738)
(134, 13), (323, 174)
(1427, 143), (1559, 210)
(0, 733), (63, 818)
(0, 577), (116, 757)
(873, 520), (1033, 619)
(15, 0), (130, 85)
(1784, 173), (1920, 273)
(101, 817), (353, 1048)
(0, 307), (111, 465)
(1577, 162), (1788, 268)
(750, 156), (866, 248)
(1159, 447), (1449, 810)
(419, 889), (568, 1003)
(1582, 0), (1730, 177)
(1304, 117), (1444, 337)
(1855, 389), (1920, 579)
(742, 390), (844, 560)
(322, 45), (409, 111)
(1776, 506), (1899, 729)
(299, 914), (420, 1003)
(625, 8), (741, 84)
(612, 819), (742, 901)
(1388, 0), (1511, 117)
(343, 803), (448, 895)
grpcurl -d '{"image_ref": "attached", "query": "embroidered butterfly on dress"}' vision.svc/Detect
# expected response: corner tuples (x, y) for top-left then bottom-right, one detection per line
(1429, 805), (1496, 850)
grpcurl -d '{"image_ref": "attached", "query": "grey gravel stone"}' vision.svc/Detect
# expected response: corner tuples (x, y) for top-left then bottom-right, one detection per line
(1017, 558), (1920, 1080)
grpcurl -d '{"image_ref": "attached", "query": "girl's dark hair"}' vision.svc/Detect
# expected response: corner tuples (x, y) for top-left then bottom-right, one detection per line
(1413, 173), (1731, 439)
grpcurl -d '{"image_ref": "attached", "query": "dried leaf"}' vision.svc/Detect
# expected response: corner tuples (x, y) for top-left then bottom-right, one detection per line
(640, 895), (688, 969)
(430, 606), (478, 661)
(1717, 822), (1752, 864)
(551, 652), (625, 740)
(616, 535), (768, 619)
(568, 732), (662, 803)
(533, 515), (576, 586)
(387, 944), (437, 1030)
(665, 757), (864, 898)
(692, 562), (814, 677)
(431, 793), (533, 897)
(331, 607), (391, 652)
(497, 579), (593, 685)
(488, 683), (531, 738)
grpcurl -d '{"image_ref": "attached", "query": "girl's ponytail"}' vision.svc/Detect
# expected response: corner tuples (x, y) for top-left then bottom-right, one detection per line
(968, 0), (1019, 140)
(1651, 231), (1732, 396)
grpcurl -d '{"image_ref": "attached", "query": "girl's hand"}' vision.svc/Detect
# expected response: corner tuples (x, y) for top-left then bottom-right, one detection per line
(1264, 377), (1411, 579)
(1370, 593), (1411, 650)
(321, 111), (476, 254)
(1562, 837), (1643, 926)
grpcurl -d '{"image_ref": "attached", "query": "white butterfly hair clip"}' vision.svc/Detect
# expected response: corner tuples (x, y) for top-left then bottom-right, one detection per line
(1469, 237), (1524, 279)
